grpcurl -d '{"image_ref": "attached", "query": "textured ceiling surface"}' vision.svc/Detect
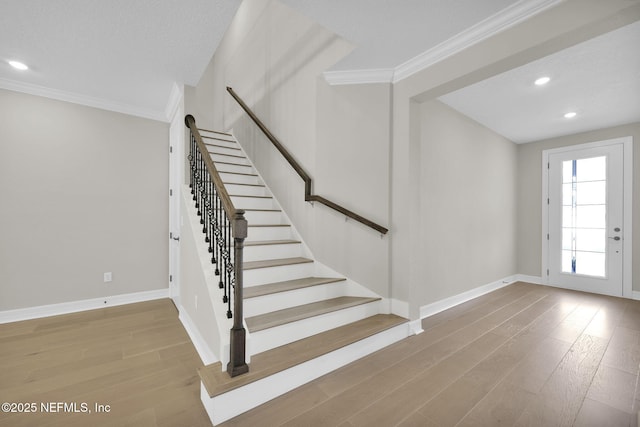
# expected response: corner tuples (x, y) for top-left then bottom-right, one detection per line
(0, 0), (241, 119)
(0, 0), (638, 142)
(281, 0), (519, 71)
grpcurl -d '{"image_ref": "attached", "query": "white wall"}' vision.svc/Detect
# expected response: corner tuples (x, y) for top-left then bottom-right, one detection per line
(417, 100), (518, 305)
(0, 89), (169, 310)
(188, 0), (392, 298)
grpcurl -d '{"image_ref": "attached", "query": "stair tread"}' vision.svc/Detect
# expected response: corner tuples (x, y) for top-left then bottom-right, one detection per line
(199, 313), (407, 397)
(244, 276), (345, 299)
(244, 239), (300, 246)
(229, 194), (272, 199)
(218, 171), (258, 177)
(208, 151), (246, 159)
(246, 296), (381, 332)
(213, 160), (252, 167)
(224, 182), (265, 187)
(198, 127), (232, 137)
(244, 257), (312, 270)
(204, 142), (241, 150)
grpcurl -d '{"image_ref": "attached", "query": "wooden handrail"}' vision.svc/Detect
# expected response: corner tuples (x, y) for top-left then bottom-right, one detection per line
(185, 115), (240, 223)
(226, 87), (389, 235)
(185, 114), (248, 378)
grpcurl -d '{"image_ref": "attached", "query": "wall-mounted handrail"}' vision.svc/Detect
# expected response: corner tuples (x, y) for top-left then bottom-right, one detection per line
(226, 87), (389, 235)
(185, 114), (248, 378)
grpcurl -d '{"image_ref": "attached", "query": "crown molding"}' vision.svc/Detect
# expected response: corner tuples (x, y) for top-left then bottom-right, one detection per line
(393, 0), (563, 83)
(324, 0), (563, 86)
(0, 77), (168, 122)
(323, 68), (394, 86)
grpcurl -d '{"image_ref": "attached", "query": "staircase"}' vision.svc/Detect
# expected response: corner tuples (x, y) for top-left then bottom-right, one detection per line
(192, 129), (409, 425)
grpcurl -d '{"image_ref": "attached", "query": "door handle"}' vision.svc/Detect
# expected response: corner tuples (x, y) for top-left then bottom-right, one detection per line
(170, 232), (180, 241)
(172, 236), (180, 241)
(608, 236), (621, 241)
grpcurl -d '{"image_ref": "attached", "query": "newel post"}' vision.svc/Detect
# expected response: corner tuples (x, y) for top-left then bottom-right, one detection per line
(227, 210), (249, 377)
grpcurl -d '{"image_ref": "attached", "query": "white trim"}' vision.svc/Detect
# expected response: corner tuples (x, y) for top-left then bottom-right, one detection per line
(633, 291), (640, 301)
(323, 68), (394, 85)
(201, 321), (409, 425)
(542, 137), (633, 298)
(389, 298), (409, 319)
(419, 275), (517, 319)
(515, 274), (543, 285)
(393, 0), (563, 83)
(408, 319), (424, 335)
(164, 82), (183, 122)
(178, 305), (218, 366)
(323, 0), (562, 86)
(0, 288), (169, 324)
(0, 77), (167, 122)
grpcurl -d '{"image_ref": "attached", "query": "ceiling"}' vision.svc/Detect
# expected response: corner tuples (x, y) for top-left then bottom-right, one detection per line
(438, 20), (640, 143)
(0, 0), (241, 121)
(1, 0), (638, 142)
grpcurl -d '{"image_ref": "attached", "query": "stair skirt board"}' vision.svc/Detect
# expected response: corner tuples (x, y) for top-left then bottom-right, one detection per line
(201, 321), (410, 425)
(248, 299), (382, 355)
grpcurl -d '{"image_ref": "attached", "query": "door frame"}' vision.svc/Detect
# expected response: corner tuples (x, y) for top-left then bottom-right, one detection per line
(168, 85), (185, 307)
(542, 136), (633, 298)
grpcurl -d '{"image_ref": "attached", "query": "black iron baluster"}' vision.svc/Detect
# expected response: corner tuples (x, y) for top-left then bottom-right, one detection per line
(185, 115), (248, 378)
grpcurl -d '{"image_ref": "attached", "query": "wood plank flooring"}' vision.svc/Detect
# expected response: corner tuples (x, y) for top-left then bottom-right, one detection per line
(2, 284), (639, 426)
(221, 282), (640, 427)
(0, 299), (211, 427)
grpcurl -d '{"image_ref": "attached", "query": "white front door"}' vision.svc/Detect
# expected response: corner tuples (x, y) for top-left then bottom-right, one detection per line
(545, 140), (628, 297)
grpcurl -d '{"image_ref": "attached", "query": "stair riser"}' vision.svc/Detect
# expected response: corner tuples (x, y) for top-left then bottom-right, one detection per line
(225, 184), (268, 197)
(247, 226), (292, 241)
(248, 300), (382, 355)
(219, 172), (261, 185)
(202, 322), (409, 425)
(243, 243), (304, 263)
(243, 262), (314, 287)
(229, 196), (276, 210)
(214, 162), (254, 174)
(243, 210), (286, 225)
(244, 282), (344, 317)
(210, 153), (251, 165)
(206, 145), (243, 157)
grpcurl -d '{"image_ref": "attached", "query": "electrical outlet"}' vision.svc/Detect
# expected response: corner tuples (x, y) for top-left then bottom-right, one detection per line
(104, 272), (112, 283)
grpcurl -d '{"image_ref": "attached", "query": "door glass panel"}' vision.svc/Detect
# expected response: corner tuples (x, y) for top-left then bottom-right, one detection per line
(561, 156), (607, 277)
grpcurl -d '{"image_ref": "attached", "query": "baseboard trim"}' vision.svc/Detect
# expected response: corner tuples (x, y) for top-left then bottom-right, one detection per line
(633, 291), (640, 301)
(514, 274), (543, 285)
(178, 306), (219, 366)
(0, 288), (170, 324)
(419, 275), (518, 320)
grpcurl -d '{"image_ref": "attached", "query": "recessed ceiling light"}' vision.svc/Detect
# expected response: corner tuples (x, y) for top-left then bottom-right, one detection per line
(8, 60), (29, 71)
(534, 76), (550, 86)
(564, 112), (577, 119)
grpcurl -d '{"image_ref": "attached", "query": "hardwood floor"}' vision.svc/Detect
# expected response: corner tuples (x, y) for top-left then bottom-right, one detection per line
(221, 282), (640, 427)
(0, 299), (211, 427)
(2, 284), (639, 426)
